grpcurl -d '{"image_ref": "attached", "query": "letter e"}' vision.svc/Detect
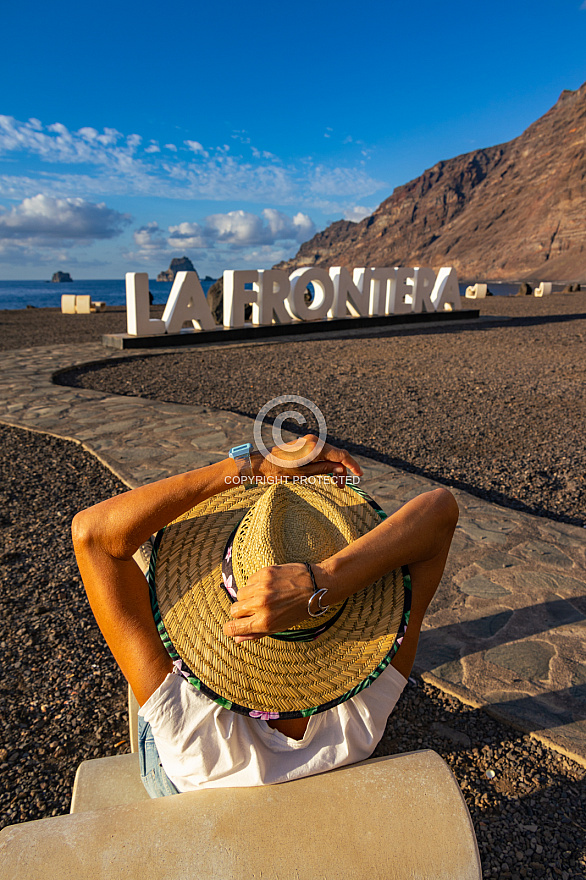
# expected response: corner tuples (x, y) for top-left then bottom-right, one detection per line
(412, 268), (436, 313)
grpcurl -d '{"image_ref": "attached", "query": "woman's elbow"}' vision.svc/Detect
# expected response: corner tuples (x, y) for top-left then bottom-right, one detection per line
(71, 507), (100, 554)
(430, 487), (459, 532)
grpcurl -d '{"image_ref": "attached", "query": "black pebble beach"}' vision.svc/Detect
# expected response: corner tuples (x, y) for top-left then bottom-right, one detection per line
(0, 294), (585, 879)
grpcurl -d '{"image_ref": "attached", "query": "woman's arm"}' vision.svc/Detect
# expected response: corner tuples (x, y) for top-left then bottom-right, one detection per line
(224, 486), (460, 667)
(72, 437), (361, 705)
(73, 457), (243, 705)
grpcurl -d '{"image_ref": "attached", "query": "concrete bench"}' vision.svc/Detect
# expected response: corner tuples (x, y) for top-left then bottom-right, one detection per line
(465, 283), (487, 299)
(60, 295), (106, 314)
(1, 684), (481, 877)
(75, 295), (92, 314)
(70, 752), (148, 812)
(60, 294), (77, 314)
(0, 748), (481, 879)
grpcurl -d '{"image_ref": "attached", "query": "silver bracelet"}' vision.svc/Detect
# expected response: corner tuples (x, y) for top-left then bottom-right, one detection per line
(305, 563), (330, 618)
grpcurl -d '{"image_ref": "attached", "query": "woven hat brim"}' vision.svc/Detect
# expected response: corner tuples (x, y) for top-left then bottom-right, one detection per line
(148, 481), (410, 719)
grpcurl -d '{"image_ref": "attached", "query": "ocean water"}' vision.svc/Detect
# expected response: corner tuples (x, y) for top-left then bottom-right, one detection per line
(0, 278), (216, 310)
(0, 278), (531, 311)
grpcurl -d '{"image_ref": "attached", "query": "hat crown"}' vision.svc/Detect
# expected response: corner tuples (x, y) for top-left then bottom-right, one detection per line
(232, 483), (358, 587)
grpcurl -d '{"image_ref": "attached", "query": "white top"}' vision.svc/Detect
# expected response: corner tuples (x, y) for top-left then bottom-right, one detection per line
(139, 663), (407, 791)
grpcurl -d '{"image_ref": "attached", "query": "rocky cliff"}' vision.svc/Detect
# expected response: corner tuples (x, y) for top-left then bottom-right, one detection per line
(157, 256), (196, 282)
(51, 271), (72, 283)
(277, 83), (586, 282)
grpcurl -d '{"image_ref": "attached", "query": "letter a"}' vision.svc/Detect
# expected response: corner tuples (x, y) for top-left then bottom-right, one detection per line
(431, 268), (461, 311)
(163, 272), (215, 332)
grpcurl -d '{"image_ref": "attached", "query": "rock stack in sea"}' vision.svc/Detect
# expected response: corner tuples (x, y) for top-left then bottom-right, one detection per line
(157, 256), (197, 282)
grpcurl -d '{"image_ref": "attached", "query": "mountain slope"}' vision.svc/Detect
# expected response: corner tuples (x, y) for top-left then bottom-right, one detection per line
(277, 83), (586, 281)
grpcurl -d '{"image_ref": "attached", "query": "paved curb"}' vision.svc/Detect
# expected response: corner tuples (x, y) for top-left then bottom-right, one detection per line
(2, 341), (585, 764)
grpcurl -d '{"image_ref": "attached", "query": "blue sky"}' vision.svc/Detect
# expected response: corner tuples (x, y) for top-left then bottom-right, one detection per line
(1, 0), (585, 280)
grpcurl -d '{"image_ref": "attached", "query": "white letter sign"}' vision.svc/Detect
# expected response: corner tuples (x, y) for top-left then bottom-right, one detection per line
(387, 268), (414, 315)
(126, 273), (166, 336)
(253, 270), (292, 326)
(124, 266), (462, 339)
(223, 270), (259, 328)
(370, 268), (397, 315)
(328, 267), (367, 318)
(431, 268), (461, 311)
(162, 271), (215, 332)
(288, 268), (334, 321)
(412, 267), (436, 312)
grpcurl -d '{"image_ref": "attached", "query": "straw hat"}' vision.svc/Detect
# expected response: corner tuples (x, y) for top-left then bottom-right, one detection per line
(148, 478), (410, 720)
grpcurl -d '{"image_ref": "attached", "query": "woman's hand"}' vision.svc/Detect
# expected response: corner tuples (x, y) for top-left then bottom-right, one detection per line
(224, 437), (362, 642)
(223, 562), (315, 643)
(253, 434), (363, 486)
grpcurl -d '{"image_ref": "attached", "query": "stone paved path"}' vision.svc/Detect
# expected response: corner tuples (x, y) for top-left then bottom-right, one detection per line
(1, 341), (585, 764)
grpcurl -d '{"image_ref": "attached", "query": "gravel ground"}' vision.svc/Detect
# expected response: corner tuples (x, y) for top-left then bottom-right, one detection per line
(0, 423), (585, 878)
(0, 426), (129, 827)
(55, 293), (586, 527)
(0, 304), (146, 351)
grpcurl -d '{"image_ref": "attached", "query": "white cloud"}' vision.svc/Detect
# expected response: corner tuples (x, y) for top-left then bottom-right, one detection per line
(124, 209), (318, 275)
(0, 115), (385, 210)
(168, 209), (315, 250)
(0, 194), (130, 246)
(343, 205), (374, 222)
(0, 116), (142, 173)
(239, 244), (296, 265)
(207, 211), (265, 245)
(251, 146), (276, 160)
(185, 140), (209, 157)
(133, 221), (169, 254)
(167, 221), (207, 249)
(231, 131), (251, 145)
(78, 127), (99, 141)
(263, 209), (315, 241)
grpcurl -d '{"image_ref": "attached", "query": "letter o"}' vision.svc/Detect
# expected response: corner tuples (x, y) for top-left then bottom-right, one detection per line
(287, 268), (334, 321)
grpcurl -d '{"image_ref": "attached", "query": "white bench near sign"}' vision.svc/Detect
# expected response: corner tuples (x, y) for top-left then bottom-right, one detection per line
(465, 284), (488, 299)
(61, 295), (105, 314)
(0, 685), (482, 880)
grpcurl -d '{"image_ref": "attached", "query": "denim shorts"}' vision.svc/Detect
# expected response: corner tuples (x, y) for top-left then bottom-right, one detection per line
(138, 714), (180, 798)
